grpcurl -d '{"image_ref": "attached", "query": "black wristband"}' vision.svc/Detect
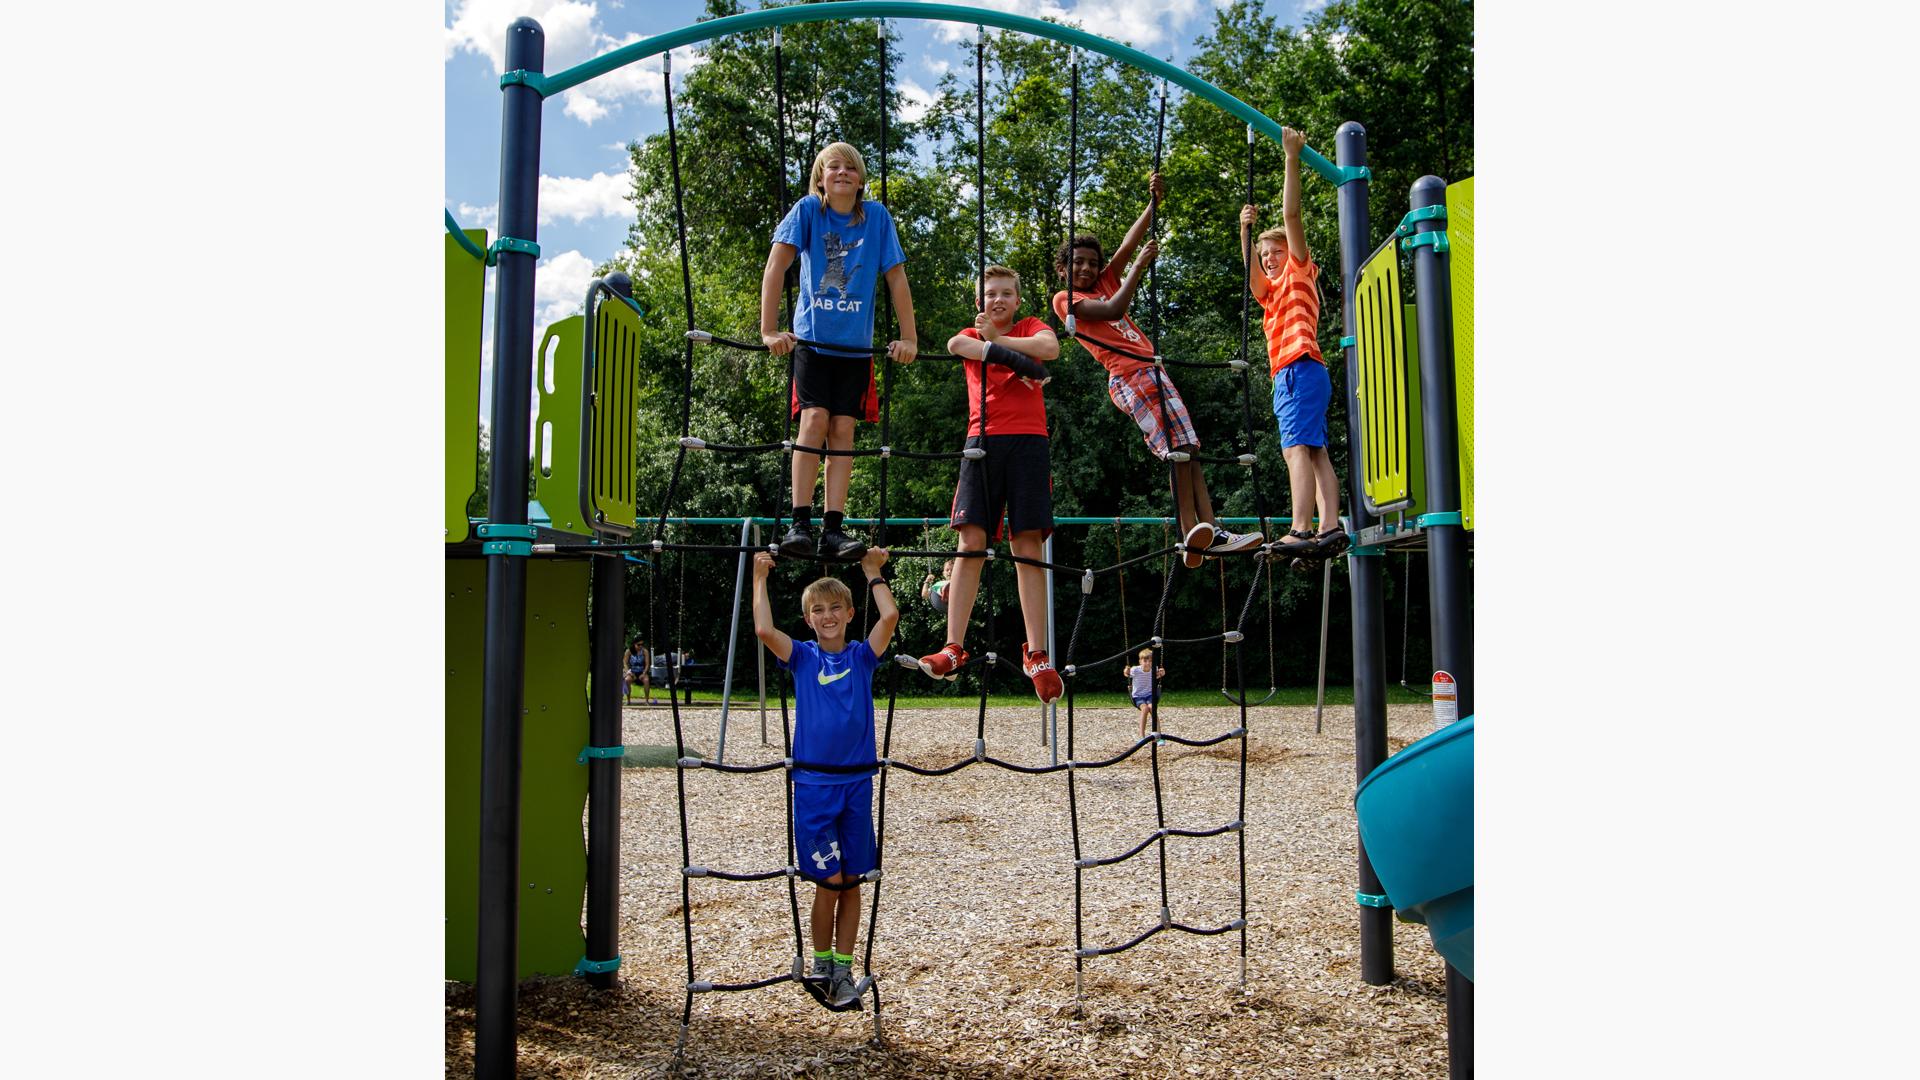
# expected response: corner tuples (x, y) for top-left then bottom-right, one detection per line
(868, 577), (890, 590)
(983, 341), (1050, 381)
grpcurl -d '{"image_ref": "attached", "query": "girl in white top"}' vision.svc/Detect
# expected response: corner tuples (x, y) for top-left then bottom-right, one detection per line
(1123, 648), (1167, 740)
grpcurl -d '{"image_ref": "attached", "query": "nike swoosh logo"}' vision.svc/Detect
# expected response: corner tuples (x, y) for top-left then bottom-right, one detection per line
(817, 669), (852, 686)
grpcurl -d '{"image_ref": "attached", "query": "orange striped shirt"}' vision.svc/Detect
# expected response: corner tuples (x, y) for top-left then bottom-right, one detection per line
(1259, 253), (1323, 375)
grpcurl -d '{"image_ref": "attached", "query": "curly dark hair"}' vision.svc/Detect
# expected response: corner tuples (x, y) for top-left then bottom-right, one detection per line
(1054, 233), (1104, 272)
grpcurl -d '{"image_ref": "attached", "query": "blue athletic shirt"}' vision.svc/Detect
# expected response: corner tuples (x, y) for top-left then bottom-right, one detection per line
(780, 638), (879, 784)
(772, 195), (906, 359)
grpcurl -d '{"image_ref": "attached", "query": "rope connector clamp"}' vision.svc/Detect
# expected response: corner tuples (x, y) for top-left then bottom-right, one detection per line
(1081, 569), (1095, 594)
(685, 329), (713, 343)
(679, 436), (708, 450)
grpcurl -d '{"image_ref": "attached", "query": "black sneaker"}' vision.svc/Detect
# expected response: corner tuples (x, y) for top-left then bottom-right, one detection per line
(779, 522), (817, 558)
(819, 527), (867, 561)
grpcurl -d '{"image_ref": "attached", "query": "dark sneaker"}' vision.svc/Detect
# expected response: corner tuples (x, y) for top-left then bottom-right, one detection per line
(829, 963), (859, 1007)
(1181, 522), (1216, 569)
(779, 522), (817, 558)
(917, 643), (968, 680)
(1313, 527), (1350, 557)
(1022, 643), (1063, 703)
(1265, 529), (1317, 556)
(1210, 528), (1263, 555)
(819, 527), (867, 561)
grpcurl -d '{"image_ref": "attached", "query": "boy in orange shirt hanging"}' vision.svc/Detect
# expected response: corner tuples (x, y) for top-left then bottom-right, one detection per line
(1054, 172), (1263, 568)
(1241, 127), (1344, 558)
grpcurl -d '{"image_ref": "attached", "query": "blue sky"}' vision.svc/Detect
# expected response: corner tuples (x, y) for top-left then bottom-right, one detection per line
(445, 0), (1330, 408)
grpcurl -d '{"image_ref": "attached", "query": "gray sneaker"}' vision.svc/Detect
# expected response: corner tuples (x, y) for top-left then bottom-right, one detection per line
(828, 962), (859, 1006)
(808, 954), (833, 984)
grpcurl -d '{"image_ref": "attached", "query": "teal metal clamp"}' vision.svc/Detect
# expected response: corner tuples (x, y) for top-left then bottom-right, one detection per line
(499, 69), (545, 93)
(477, 523), (538, 557)
(1395, 205), (1447, 237)
(1347, 543), (1387, 558)
(1415, 511), (1463, 528)
(573, 956), (621, 976)
(1401, 232), (1449, 254)
(1338, 335), (1357, 349)
(578, 744), (627, 764)
(487, 236), (540, 264)
(1355, 891), (1392, 908)
(1335, 165), (1372, 186)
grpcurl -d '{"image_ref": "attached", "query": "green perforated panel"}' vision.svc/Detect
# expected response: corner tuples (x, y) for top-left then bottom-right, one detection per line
(533, 316), (590, 536)
(1446, 177), (1475, 531)
(584, 296), (643, 536)
(1355, 237), (1418, 515)
(445, 559), (592, 981)
(447, 230), (487, 543)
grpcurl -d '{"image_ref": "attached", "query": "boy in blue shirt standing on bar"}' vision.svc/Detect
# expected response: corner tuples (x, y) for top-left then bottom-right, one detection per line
(751, 547), (898, 1008)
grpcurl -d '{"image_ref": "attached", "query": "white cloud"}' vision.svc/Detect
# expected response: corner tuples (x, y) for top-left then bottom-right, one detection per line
(917, 0), (1206, 50)
(446, 2), (705, 126)
(538, 169), (634, 224)
(534, 249), (598, 330)
(897, 78), (938, 124)
(458, 201), (499, 231)
(922, 55), (951, 77)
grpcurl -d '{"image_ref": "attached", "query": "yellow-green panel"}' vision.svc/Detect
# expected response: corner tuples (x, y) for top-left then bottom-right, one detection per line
(533, 316), (591, 536)
(1355, 239), (1417, 514)
(1446, 177), (1475, 531)
(586, 298), (643, 535)
(445, 558), (592, 981)
(446, 231), (487, 543)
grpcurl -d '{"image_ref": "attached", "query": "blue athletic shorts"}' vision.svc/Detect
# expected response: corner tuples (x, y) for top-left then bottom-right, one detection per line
(1132, 692), (1159, 707)
(792, 778), (877, 883)
(1272, 359), (1331, 448)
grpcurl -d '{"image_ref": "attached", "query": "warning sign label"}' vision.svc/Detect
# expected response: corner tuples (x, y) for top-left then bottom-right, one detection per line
(1432, 670), (1458, 729)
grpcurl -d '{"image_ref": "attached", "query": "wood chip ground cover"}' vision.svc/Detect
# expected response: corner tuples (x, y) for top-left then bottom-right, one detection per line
(446, 702), (1453, 1077)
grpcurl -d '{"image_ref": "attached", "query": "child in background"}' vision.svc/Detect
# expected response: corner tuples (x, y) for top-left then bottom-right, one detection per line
(1053, 172), (1262, 568)
(920, 558), (955, 616)
(1124, 648), (1167, 741)
(1240, 126), (1344, 557)
(751, 547), (898, 1008)
(761, 142), (919, 563)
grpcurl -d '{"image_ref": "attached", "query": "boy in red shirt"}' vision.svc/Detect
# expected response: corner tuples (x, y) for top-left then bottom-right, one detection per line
(1240, 126), (1344, 557)
(1053, 172), (1263, 568)
(915, 266), (1065, 704)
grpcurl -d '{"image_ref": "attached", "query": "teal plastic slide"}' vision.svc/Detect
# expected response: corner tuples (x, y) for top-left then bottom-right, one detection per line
(1354, 715), (1474, 980)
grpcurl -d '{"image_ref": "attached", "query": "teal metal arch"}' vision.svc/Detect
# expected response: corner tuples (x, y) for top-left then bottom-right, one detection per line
(512, 0), (1349, 185)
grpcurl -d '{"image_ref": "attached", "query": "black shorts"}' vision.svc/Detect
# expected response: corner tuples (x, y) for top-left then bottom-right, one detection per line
(949, 434), (1053, 542)
(792, 345), (872, 419)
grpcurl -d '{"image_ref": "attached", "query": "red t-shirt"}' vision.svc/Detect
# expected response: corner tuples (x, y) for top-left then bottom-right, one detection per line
(1051, 266), (1155, 378)
(957, 315), (1052, 437)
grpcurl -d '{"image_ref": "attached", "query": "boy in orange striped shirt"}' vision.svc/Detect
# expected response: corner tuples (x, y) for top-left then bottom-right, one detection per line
(1241, 126), (1343, 557)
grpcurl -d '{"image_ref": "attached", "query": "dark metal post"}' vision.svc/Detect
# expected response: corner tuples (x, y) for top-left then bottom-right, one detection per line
(1410, 174), (1474, 1078)
(585, 549), (624, 991)
(476, 17), (544, 1080)
(1332, 121), (1393, 986)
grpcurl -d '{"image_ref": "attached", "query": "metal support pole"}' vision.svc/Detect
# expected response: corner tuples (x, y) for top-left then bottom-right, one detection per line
(1411, 174), (1474, 1079)
(755, 523), (768, 745)
(1044, 534), (1057, 758)
(716, 517), (753, 764)
(584, 547), (623, 991)
(1314, 555), (1332, 733)
(476, 17), (545, 1080)
(1333, 121), (1393, 987)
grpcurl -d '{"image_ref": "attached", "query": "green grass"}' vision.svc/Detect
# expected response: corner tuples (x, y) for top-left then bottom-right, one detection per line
(637, 685), (1432, 710)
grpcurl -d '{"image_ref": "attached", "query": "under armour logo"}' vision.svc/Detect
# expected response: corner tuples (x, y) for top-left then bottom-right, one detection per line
(810, 841), (842, 871)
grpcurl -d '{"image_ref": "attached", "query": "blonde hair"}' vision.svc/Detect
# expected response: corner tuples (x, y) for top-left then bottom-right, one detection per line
(800, 576), (854, 612)
(1256, 227), (1290, 254)
(809, 142), (868, 226)
(1138, 648), (1155, 661)
(981, 264), (1021, 296)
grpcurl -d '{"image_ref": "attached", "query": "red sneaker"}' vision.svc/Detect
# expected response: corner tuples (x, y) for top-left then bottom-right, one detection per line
(917, 642), (968, 681)
(1022, 643), (1064, 703)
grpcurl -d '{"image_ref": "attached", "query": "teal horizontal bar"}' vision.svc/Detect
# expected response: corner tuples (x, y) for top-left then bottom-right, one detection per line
(530, 1), (1341, 184)
(648, 516), (1290, 527)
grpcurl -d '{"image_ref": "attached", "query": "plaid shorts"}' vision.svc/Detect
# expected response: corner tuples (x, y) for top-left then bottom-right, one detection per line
(1107, 366), (1200, 458)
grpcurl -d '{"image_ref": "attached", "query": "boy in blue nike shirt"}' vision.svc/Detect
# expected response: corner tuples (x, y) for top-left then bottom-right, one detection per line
(751, 546), (898, 1008)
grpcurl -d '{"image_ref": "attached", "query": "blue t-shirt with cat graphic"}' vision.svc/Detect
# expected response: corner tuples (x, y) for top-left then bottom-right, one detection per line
(772, 195), (906, 359)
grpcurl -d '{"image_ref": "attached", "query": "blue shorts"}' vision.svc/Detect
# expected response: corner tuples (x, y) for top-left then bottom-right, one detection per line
(1272, 359), (1331, 448)
(792, 778), (877, 883)
(1132, 692), (1159, 707)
